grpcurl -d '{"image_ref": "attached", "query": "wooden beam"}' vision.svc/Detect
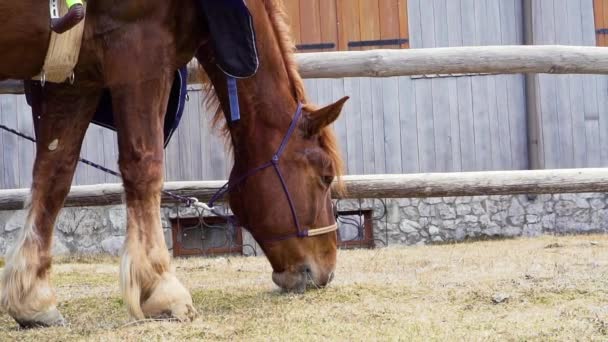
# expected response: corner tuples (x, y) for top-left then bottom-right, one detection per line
(0, 80), (24, 94)
(293, 45), (608, 78)
(1, 168), (607, 210)
(338, 169), (608, 199)
(522, 0), (543, 171)
(5, 45), (608, 95)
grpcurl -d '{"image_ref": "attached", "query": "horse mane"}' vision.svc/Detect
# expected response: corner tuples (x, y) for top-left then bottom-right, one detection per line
(263, 0), (345, 185)
(263, 0), (307, 103)
(202, 0), (345, 186)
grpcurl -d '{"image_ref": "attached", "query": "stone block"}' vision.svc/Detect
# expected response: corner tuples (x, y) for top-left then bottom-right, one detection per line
(541, 213), (556, 230)
(508, 198), (525, 217)
(526, 215), (539, 224)
(395, 198), (411, 207)
(401, 206), (419, 219)
(590, 199), (606, 210)
(560, 194), (590, 208)
(525, 201), (545, 215)
(437, 203), (456, 219)
(444, 197), (457, 204)
(591, 210), (608, 230)
(108, 206), (127, 232)
(418, 203), (433, 217)
(554, 201), (577, 216)
(399, 219), (421, 234)
(424, 198), (443, 205)
(471, 202), (485, 215)
(483, 199), (499, 214)
(387, 201), (401, 224)
(455, 197), (472, 204)
(464, 215), (478, 223)
(442, 220), (456, 230)
(5, 210), (28, 232)
(573, 209), (591, 223)
(507, 215), (524, 226)
(456, 204), (471, 216)
(101, 236), (124, 256)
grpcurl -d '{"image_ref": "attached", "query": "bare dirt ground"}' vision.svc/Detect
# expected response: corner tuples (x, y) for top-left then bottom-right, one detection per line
(1, 234), (608, 341)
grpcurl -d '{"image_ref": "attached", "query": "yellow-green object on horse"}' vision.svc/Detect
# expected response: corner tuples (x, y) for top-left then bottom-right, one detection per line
(66, 0), (83, 8)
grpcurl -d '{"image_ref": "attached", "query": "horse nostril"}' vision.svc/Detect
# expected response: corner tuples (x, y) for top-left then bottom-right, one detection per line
(328, 271), (335, 283)
(298, 264), (312, 274)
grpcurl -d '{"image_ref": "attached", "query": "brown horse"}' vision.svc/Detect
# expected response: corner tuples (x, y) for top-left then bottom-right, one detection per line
(0, 0), (347, 328)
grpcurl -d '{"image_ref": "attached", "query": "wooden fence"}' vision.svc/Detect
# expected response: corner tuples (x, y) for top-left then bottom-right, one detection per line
(1, 168), (607, 210)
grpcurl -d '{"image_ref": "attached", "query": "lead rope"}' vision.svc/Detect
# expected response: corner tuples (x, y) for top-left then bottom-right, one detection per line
(0, 123), (206, 209)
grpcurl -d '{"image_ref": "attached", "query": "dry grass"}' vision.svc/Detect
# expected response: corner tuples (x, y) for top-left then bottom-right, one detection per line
(2, 234), (608, 341)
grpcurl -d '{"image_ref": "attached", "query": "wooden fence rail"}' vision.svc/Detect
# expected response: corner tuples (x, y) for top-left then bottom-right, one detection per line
(293, 45), (608, 78)
(3, 45), (608, 94)
(1, 168), (607, 210)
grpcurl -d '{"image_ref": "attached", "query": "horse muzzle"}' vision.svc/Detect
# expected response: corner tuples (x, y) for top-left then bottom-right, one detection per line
(272, 263), (335, 293)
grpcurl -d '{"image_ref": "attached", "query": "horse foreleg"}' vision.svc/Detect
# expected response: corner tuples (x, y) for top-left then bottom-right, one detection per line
(110, 76), (197, 322)
(0, 85), (100, 328)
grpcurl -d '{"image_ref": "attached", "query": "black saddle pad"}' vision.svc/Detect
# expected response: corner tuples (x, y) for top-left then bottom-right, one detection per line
(198, 0), (259, 78)
(24, 67), (188, 147)
(92, 67), (188, 147)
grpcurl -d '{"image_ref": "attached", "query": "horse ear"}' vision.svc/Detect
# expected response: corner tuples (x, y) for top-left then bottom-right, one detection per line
(304, 96), (349, 136)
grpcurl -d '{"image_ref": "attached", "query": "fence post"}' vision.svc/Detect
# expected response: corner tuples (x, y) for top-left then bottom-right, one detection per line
(523, 0), (543, 171)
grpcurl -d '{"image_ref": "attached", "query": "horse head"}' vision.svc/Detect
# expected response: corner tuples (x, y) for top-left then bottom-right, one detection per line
(196, 0), (348, 292)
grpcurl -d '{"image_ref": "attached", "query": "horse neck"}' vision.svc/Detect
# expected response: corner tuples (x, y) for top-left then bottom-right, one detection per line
(220, 67), (299, 170)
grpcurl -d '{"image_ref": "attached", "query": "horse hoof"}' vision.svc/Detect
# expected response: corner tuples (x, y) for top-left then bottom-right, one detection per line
(15, 307), (66, 329)
(140, 273), (198, 322)
(149, 303), (198, 323)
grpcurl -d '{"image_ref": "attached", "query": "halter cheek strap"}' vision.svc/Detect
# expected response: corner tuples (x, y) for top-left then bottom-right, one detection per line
(207, 103), (338, 242)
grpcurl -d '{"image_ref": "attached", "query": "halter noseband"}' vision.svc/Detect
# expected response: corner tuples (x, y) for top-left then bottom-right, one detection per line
(207, 103), (338, 242)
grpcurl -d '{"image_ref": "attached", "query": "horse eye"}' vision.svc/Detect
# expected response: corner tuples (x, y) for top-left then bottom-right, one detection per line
(321, 175), (334, 186)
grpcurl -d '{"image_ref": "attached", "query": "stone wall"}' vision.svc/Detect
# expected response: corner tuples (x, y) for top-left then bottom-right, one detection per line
(0, 192), (607, 256)
(369, 193), (608, 246)
(0, 205), (256, 257)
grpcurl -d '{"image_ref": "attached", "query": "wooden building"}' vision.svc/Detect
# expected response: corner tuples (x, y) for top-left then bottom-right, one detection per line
(1, 0), (608, 189)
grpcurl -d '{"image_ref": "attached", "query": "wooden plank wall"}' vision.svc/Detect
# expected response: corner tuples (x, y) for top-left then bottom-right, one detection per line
(284, 0), (409, 52)
(532, 0), (608, 168)
(0, 95), (30, 189)
(0, 88), (233, 189)
(2, 0), (607, 189)
(304, 0), (527, 175)
(163, 89), (231, 182)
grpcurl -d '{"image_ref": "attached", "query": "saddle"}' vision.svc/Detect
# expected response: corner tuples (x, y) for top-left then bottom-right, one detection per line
(197, 0), (259, 122)
(24, 0), (258, 146)
(198, 0), (259, 79)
